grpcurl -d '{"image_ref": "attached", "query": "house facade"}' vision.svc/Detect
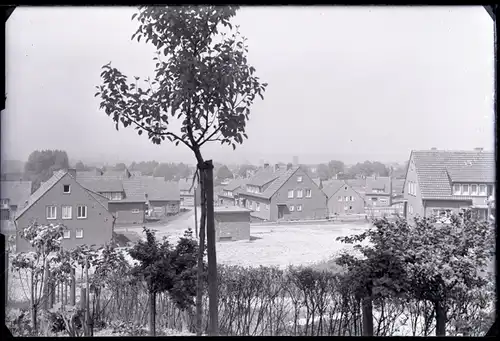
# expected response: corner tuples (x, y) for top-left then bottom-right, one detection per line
(364, 176), (392, 207)
(323, 180), (365, 216)
(237, 164), (328, 221)
(15, 170), (115, 252)
(1, 180), (32, 221)
(218, 178), (247, 207)
(178, 177), (200, 207)
(403, 149), (495, 221)
(76, 171), (180, 225)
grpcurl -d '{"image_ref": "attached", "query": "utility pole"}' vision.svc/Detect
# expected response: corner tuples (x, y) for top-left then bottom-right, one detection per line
(204, 160), (218, 336)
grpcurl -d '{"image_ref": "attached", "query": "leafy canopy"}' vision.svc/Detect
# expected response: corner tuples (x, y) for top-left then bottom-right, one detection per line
(96, 6), (267, 155)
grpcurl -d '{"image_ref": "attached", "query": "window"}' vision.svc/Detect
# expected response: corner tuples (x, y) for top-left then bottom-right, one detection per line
(131, 208), (140, 214)
(77, 205), (87, 219)
(338, 196), (342, 202)
(288, 190), (294, 198)
(305, 189), (312, 198)
(62, 205), (72, 220)
(349, 205), (353, 210)
(63, 185), (71, 194)
(63, 230), (71, 239)
(487, 185), (493, 196)
(344, 205), (348, 211)
(349, 196), (353, 201)
(111, 192), (122, 200)
(409, 205), (413, 214)
(297, 176), (303, 183)
(471, 185), (478, 195)
(297, 204), (302, 212)
(344, 196), (349, 201)
(256, 203), (261, 212)
(297, 189), (303, 198)
(344, 186), (348, 191)
(265, 204), (270, 210)
(75, 228), (83, 239)
(1, 198), (9, 206)
(46, 206), (57, 220)
(462, 184), (469, 195)
(289, 205), (295, 212)
(479, 185), (487, 195)
(408, 182), (411, 194)
(453, 184), (461, 195)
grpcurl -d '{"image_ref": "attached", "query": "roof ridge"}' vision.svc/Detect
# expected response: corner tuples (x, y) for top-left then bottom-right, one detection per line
(15, 169), (68, 220)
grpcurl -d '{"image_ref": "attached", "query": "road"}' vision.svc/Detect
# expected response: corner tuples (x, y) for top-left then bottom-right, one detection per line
(114, 208), (200, 243)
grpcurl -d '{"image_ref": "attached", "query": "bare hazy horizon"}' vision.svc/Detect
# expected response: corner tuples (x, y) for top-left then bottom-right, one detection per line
(2, 6), (495, 166)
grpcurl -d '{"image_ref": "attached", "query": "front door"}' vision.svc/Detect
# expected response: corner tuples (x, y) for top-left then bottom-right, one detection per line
(278, 205), (284, 219)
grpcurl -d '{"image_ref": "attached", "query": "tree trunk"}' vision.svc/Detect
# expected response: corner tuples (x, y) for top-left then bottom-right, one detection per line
(149, 291), (156, 336)
(70, 267), (76, 306)
(194, 179), (199, 239)
(80, 287), (87, 336)
(30, 271), (37, 334)
(435, 300), (446, 336)
(362, 295), (373, 336)
(205, 160), (218, 336)
(196, 164), (207, 336)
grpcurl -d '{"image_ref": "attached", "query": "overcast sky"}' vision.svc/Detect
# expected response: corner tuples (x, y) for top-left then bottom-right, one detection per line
(2, 6), (495, 166)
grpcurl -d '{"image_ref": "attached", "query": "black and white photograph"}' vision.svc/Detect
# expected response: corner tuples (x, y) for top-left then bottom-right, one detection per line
(1, 5), (497, 337)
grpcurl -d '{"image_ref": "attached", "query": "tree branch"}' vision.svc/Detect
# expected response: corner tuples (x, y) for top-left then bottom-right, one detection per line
(121, 111), (194, 151)
(199, 127), (222, 147)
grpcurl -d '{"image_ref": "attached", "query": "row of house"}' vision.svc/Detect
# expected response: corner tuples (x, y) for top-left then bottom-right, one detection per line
(218, 149), (495, 222)
(5, 168), (182, 252)
(218, 163), (328, 221)
(402, 148), (495, 221)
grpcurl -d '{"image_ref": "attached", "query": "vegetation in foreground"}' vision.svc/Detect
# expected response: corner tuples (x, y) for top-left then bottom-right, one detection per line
(7, 210), (494, 337)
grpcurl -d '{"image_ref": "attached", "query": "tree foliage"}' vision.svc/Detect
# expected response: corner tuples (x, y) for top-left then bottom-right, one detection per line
(95, 6), (267, 158)
(24, 150), (70, 192)
(336, 212), (495, 336)
(215, 164), (234, 183)
(237, 164), (257, 178)
(347, 161), (389, 178)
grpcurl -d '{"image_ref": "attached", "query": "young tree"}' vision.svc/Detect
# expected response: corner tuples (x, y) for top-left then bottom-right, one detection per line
(95, 6), (267, 335)
(11, 223), (68, 334)
(128, 227), (203, 336)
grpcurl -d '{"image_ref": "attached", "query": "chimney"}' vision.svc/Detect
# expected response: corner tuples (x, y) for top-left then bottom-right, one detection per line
(67, 168), (76, 178)
(274, 164), (280, 172)
(474, 147), (483, 151)
(287, 163), (293, 171)
(264, 163), (270, 169)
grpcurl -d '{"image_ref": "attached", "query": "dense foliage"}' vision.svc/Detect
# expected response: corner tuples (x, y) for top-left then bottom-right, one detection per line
(24, 149), (69, 192)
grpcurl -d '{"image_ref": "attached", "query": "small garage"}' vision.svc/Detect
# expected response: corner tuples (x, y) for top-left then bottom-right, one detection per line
(214, 206), (251, 242)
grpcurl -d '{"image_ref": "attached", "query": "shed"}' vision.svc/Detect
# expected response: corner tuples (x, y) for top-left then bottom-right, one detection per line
(214, 206), (251, 242)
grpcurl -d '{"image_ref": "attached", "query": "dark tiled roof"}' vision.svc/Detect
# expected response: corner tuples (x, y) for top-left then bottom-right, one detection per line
(322, 180), (347, 198)
(246, 168), (282, 187)
(365, 177), (391, 194)
(178, 177), (197, 191)
(240, 166), (301, 200)
(78, 178), (124, 193)
(16, 170), (67, 219)
(412, 150), (495, 199)
(103, 170), (131, 178)
(446, 166), (495, 183)
(223, 178), (248, 191)
(0, 180), (32, 207)
(122, 178), (180, 202)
